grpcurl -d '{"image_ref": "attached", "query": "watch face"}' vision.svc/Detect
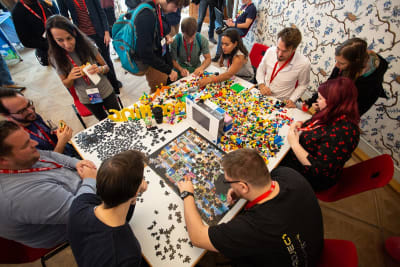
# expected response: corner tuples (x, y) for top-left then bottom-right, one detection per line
(180, 191), (188, 199)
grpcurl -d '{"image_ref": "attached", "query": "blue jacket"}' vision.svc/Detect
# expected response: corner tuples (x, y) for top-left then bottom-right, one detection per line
(57, 0), (109, 37)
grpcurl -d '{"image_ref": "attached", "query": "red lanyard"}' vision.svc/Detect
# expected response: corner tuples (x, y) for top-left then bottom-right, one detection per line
(73, 0), (88, 11)
(66, 53), (91, 85)
(227, 58), (231, 68)
(245, 181), (276, 210)
(0, 160), (63, 174)
(153, 0), (163, 37)
(24, 122), (56, 147)
(298, 115), (346, 132)
(20, 0), (47, 27)
(183, 38), (193, 63)
(270, 52), (295, 84)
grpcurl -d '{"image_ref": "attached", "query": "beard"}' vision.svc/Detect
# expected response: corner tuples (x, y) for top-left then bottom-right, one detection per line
(11, 112), (37, 124)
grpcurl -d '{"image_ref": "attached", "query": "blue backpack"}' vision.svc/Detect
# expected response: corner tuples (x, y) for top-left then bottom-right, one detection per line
(112, 3), (154, 74)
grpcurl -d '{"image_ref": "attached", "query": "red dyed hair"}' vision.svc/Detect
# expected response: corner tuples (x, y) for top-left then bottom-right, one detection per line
(312, 77), (360, 126)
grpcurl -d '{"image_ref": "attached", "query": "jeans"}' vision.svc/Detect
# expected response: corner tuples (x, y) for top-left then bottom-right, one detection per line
(89, 34), (120, 91)
(83, 92), (121, 121)
(197, 0), (216, 39)
(215, 27), (246, 56)
(0, 55), (13, 86)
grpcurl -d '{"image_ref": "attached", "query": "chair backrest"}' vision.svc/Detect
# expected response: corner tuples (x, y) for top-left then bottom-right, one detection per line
(67, 86), (92, 117)
(318, 239), (358, 267)
(249, 43), (269, 69)
(0, 237), (52, 263)
(316, 154), (394, 202)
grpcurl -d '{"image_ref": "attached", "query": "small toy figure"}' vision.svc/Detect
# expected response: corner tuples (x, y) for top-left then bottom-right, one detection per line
(144, 117), (152, 129)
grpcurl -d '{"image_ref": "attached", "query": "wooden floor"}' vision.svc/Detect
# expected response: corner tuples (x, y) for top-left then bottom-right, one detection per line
(2, 26), (400, 267)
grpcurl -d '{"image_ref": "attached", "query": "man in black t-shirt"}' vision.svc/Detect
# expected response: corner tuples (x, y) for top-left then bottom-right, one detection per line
(178, 148), (323, 267)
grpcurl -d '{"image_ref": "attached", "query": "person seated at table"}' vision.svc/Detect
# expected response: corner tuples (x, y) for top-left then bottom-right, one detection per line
(0, 88), (79, 158)
(256, 27), (310, 108)
(198, 29), (253, 87)
(281, 77), (360, 191)
(170, 16), (211, 77)
(0, 120), (97, 248)
(67, 150), (148, 267)
(213, 0), (256, 61)
(304, 37), (388, 116)
(177, 148), (323, 266)
(46, 15), (120, 121)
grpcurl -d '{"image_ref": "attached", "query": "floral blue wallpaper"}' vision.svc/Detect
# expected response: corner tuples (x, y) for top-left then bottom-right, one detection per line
(244, 0), (400, 169)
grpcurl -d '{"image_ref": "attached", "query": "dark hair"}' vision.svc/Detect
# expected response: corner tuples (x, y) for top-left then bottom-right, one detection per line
(181, 17), (197, 36)
(167, 0), (189, 8)
(97, 150), (147, 209)
(0, 120), (20, 157)
(0, 88), (23, 114)
(335, 38), (368, 80)
(277, 27), (302, 49)
(46, 15), (97, 76)
(221, 149), (270, 187)
(222, 28), (248, 62)
(312, 77), (360, 126)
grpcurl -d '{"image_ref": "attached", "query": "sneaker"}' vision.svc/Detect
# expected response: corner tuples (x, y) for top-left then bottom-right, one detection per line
(212, 55), (220, 62)
(209, 37), (217, 44)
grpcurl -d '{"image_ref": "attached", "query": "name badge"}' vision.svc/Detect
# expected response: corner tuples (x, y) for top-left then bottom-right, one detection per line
(161, 38), (167, 56)
(86, 88), (103, 104)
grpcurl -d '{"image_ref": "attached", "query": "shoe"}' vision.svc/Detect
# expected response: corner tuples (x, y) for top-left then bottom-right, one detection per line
(1, 84), (26, 92)
(212, 55), (220, 62)
(209, 37), (217, 44)
(117, 81), (123, 89)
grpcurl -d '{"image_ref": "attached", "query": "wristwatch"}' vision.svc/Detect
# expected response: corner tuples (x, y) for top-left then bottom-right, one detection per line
(180, 191), (194, 200)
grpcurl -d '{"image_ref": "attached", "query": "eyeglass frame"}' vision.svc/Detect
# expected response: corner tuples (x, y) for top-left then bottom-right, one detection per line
(9, 99), (34, 115)
(222, 176), (248, 186)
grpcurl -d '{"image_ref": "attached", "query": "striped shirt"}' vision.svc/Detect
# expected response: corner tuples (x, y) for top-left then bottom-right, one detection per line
(73, 0), (96, 36)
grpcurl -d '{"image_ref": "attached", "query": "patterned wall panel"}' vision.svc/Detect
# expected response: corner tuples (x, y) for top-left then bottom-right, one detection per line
(244, 0), (400, 168)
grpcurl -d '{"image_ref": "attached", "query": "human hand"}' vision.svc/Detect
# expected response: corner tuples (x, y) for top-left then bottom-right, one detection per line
(86, 64), (99, 75)
(166, 35), (173, 45)
(284, 99), (296, 108)
(177, 176), (194, 194)
(227, 20), (235, 27)
(169, 70), (178, 82)
(226, 188), (238, 205)
(198, 77), (211, 88)
(67, 67), (83, 80)
(180, 68), (190, 77)
(193, 67), (204, 76)
(287, 122), (301, 146)
(77, 163), (97, 179)
(311, 102), (319, 112)
(259, 84), (272, 95)
(104, 31), (111, 46)
(76, 160), (97, 171)
(56, 125), (73, 144)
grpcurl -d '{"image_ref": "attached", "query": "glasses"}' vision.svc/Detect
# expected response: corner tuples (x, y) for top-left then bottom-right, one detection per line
(223, 177), (247, 185)
(10, 100), (34, 115)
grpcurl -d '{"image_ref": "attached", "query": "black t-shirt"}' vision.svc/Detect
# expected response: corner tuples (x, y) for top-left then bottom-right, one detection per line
(208, 167), (323, 267)
(67, 194), (141, 267)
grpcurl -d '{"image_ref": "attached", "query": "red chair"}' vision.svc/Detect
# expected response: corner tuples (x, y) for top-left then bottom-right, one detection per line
(249, 43), (269, 69)
(316, 154), (394, 202)
(318, 239), (358, 267)
(0, 237), (69, 267)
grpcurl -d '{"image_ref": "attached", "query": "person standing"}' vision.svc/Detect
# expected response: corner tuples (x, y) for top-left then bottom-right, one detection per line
(57, 0), (123, 94)
(0, 56), (25, 91)
(196, 0), (219, 44)
(46, 15), (121, 121)
(12, 0), (59, 66)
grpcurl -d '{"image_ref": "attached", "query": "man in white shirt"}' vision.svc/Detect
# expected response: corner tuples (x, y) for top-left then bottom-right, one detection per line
(256, 27), (310, 108)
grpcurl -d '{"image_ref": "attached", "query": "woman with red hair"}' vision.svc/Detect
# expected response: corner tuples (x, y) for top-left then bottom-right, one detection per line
(280, 77), (360, 191)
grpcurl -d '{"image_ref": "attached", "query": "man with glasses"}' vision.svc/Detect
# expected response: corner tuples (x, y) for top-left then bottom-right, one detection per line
(0, 120), (97, 248)
(177, 148), (323, 266)
(0, 88), (79, 158)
